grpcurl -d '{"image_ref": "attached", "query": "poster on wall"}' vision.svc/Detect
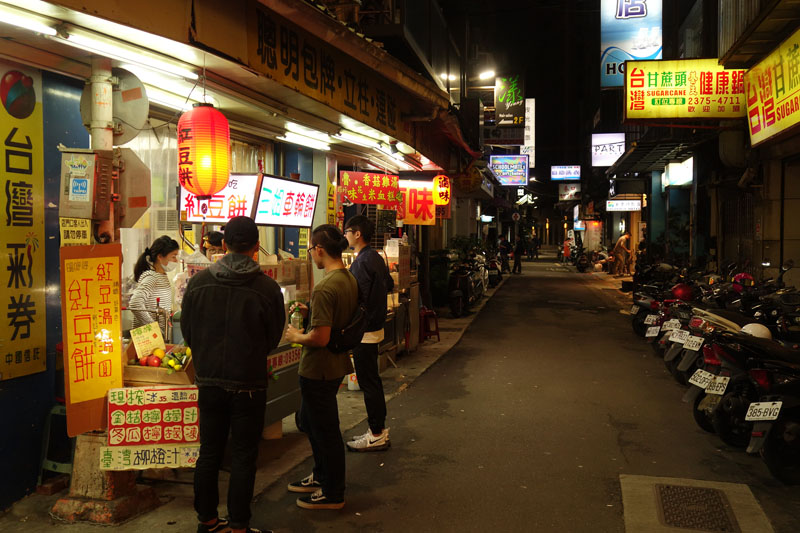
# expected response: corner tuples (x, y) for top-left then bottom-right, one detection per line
(625, 59), (746, 120)
(601, 0), (662, 87)
(0, 60), (47, 382)
(179, 173), (259, 223)
(494, 75), (525, 127)
(745, 27), (800, 146)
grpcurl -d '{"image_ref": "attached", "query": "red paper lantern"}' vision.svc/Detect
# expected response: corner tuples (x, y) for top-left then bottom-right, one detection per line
(432, 174), (451, 205)
(177, 103), (230, 199)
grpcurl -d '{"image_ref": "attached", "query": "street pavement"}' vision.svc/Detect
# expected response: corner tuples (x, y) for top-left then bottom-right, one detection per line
(4, 258), (800, 532)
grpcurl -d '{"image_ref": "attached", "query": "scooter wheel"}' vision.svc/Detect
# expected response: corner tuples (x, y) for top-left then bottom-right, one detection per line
(762, 418), (800, 484)
(631, 314), (648, 337)
(692, 392), (716, 434)
(450, 294), (464, 318)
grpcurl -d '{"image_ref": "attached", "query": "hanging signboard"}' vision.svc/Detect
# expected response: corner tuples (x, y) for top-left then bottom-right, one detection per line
(745, 27), (800, 146)
(558, 183), (581, 201)
(591, 133), (626, 167)
(489, 155), (528, 186)
(625, 59), (746, 119)
(397, 180), (435, 226)
(522, 98), (535, 167)
(253, 174), (319, 228)
(60, 244), (124, 436)
(551, 165), (581, 181)
(179, 173), (259, 223)
(601, 0), (662, 87)
(494, 75), (525, 126)
(326, 155), (337, 225)
(338, 171), (400, 205)
(0, 60), (47, 382)
(607, 199), (642, 211)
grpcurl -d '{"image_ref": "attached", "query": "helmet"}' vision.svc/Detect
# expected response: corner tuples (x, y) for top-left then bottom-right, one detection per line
(732, 272), (755, 294)
(671, 283), (693, 301)
(741, 323), (773, 340)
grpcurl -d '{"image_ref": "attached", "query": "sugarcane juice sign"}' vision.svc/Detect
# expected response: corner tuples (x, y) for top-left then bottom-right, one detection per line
(61, 245), (123, 403)
(0, 60), (46, 381)
(254, 174), (319, 228)
(180, 173), (259, 223)
(746, 27), (800, 146)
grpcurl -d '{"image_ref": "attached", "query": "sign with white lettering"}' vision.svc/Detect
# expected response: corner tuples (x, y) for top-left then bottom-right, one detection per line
(254, 174), (319, 228)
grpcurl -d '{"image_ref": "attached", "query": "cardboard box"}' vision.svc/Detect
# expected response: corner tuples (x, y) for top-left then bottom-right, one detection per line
(123, 343), (195, 385)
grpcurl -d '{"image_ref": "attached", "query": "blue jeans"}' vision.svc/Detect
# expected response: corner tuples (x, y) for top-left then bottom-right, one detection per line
(352, 342), (386, 434)
(194, 386), (266, 530)
(299, 375), (346, 501)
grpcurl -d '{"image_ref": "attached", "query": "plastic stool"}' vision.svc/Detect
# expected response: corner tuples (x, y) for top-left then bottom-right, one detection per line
(419, 307), (440, 343)
(38, 402), (74, 485)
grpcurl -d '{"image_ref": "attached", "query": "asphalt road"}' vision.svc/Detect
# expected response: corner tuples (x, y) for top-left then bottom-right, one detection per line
(251, 261), (800, 532)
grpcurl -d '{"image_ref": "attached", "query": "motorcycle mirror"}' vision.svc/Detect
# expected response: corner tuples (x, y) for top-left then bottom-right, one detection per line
(783, 259), (794, 271)
(762, 259), (772, 267)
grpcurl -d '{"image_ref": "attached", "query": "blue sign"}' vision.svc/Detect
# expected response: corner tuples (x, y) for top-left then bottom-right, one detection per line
(550, 165), (581, 181)
(601, 0), (662, 87)
(69, 177), (89, 202)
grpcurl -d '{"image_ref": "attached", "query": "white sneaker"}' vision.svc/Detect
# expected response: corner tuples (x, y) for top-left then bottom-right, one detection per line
(346, 428), (390, 452)
(349, 429), (371, 441)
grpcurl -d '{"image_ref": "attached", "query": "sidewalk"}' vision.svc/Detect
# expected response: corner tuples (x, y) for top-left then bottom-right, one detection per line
(0, 277), (509, 532)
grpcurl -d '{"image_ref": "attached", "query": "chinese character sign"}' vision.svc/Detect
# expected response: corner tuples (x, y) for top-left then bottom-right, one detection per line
(494, 75), (525, 126)
(99, 444), (200, 471)
(180, 173), (258, 223)
(745, 27), (800, 146)
(601, 0), (662, 87)
(551, 165), (581, 181)
(107, 385), (199, 447)
(397, 180), (435, 226)
(338, 171), (400, 205)
(254, 174), (319, 227)
(625, 59), (746, 119)
(489, 155), (528, 186)
(61, 245), (123, 403)
(59, 217), (92, 245)
(0, 60), (46, 381)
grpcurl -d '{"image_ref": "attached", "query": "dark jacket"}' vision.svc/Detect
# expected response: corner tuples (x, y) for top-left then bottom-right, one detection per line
(180, 253), (285, 390)
(349, 245), (394, 332)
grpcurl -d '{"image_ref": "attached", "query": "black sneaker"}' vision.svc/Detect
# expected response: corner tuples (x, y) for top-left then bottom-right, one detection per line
(287, 473), (321, 493)
(296, 489), (345, 510)
(197, 518), (229, 533)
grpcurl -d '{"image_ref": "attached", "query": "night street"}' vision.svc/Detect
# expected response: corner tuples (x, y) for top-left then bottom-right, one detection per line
(252, 261), (800, 533)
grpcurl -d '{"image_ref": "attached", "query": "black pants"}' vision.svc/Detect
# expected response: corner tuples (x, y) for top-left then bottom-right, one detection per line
(299, 375), (346, 501)
(194, 386), (266, 530)
(512, 255), (522, 273)
(352, 342), (386, 434)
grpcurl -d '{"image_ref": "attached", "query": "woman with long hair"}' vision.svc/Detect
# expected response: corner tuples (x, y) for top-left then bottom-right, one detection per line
(129, 235), (180, 336)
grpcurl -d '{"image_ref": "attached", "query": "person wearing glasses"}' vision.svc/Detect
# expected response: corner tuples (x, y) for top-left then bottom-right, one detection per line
(285, 225), (359, 510)
(343, 215), (394, 452)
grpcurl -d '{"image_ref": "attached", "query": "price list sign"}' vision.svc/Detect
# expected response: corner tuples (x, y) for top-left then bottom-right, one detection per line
(107, 385), (199, 446)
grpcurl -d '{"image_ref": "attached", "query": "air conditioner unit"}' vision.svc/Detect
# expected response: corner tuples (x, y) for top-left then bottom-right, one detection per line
(153, 208), (179, 232)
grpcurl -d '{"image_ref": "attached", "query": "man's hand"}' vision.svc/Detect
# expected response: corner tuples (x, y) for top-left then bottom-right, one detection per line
(285, 324), (305, 344)
(289, 301), (309, 319)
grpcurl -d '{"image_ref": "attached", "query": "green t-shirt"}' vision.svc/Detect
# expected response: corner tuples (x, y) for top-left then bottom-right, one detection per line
(298, 268), (359, 380)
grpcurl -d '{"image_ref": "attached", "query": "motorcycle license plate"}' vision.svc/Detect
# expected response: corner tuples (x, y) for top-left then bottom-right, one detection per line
(669, 329), (690, 344)
(689, 369), (714, 389)
(631, 305), (640, 315)
(745, 401), (783, 421)
(684, 335), (704, 351)
(661, 319), (681, 331)
(644, 314), (658, 325)
(705, 376), (730, 396)
(645, 326), (661, 337)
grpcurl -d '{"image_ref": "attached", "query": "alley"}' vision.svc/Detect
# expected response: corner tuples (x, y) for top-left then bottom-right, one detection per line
(253, 261), (800, 533)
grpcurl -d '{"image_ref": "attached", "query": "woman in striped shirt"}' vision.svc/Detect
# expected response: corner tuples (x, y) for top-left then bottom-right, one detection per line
(129, 235), (180, 337)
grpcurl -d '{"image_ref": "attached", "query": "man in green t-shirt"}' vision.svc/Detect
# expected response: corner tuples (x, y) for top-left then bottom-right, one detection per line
(285, 224), (358, 510)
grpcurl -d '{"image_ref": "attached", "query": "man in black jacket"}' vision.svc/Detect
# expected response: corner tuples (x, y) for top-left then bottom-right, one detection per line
(181, 216), (284, 533)
(343, 215), (394, 452)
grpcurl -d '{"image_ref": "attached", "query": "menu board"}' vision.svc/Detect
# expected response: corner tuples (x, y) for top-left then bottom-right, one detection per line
(179, 173), (259, 223)
(254, 174), (319, 228)
(107, 385), (199, 447)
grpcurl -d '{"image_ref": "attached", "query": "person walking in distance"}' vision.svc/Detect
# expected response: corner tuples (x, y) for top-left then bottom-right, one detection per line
(181, 216), (285, 533)
(343, 215), (394, 452)
(512, 235), (525, 274)
(285, 225), (359, 510)
(613, 231), (631, 277)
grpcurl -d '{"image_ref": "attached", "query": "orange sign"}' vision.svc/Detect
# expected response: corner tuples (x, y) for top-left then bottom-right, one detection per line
(397, 180), (436, 226)
(432, 174), (451, 206)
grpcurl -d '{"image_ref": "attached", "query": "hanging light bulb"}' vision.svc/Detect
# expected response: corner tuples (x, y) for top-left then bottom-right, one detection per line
(177, 103), (230, 199)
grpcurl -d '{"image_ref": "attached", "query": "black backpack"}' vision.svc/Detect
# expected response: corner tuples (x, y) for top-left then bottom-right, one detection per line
(327, 300), (368, 353)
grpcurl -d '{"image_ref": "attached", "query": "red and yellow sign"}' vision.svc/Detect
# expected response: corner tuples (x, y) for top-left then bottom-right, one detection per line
(746, 27), (800, 146)
(432, 174), (451, 206)
(107, 385), (199, 447)
(397, 179), (436, 226)
(338, 171), (400, 205)
(625, 59), (746, 120)
(61, 244), (123, 405)
(0, 60), (46, 381)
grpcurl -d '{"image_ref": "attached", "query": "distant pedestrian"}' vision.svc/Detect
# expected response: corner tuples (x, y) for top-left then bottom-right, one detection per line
(512, 235), (525, 274)
(181, 216), (285, 533)
(613, 231), (631, 277)
(285, 225), (359, 510)
(499, 237), (512, 273)
(344, 215), (394, 452)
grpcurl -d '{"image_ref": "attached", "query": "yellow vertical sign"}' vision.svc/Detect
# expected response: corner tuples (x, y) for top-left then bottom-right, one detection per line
(0, 60), (47, 381)
(62, 249), (124, 403)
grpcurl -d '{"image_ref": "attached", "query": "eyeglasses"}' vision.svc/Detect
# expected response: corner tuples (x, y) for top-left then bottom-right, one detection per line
(306, 245), (322, 255)
(344, 229), (354, 234)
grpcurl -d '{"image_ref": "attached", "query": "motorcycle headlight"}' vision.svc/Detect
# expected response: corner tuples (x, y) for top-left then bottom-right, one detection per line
(772, 310), (779, 317)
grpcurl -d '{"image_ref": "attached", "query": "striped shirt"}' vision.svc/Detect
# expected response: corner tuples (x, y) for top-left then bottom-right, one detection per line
(129, 270), (173, 335)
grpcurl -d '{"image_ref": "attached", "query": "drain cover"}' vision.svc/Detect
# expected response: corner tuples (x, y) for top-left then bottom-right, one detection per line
(655, 484), (741, 532)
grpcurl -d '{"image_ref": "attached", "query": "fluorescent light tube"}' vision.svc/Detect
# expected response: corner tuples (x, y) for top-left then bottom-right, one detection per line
(278, 132), (330, 151)
(0, 4), (57, 36)
(333, 130), (378, 148)
(285, 122), (331, 143)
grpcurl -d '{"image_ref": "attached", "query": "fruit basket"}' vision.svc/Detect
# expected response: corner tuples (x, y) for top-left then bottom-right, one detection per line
(123, 343), (195, 386)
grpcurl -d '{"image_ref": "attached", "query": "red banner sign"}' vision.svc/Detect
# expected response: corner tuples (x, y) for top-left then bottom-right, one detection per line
(338, 171), (400, 205)
(107, 385), (199, 446)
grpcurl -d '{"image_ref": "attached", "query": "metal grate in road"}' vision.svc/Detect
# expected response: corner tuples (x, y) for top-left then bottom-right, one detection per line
(655, 484), (741, 532)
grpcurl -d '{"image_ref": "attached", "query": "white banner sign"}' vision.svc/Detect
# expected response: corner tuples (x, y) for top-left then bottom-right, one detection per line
(591, 133), (625, 167)
(522, 99), (535, 167)
(606, 199), (641, 211)
(254, 175), (319, 228)
(179, 174), (259, 223)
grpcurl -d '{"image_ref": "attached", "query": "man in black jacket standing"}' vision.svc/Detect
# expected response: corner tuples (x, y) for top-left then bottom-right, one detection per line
(343, 215), (394, 452)
(181, 216), (284, 533)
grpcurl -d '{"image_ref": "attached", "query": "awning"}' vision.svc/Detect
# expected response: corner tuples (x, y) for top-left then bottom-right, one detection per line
(605, 127), (716, 176)
(719, 0), (800, 68)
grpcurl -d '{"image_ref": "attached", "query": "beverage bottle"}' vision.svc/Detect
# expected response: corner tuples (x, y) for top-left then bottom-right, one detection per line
(290, 305), (303, 347)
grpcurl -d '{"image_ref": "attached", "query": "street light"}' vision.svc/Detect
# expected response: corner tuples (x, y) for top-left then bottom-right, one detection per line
(479, 70), (495, 80)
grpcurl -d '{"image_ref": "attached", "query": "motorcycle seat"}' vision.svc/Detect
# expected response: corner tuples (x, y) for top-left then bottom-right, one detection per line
(718, 331), (800, 363)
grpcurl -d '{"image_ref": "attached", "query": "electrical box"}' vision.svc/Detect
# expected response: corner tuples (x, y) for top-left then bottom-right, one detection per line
(59, 149), (113, 220)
